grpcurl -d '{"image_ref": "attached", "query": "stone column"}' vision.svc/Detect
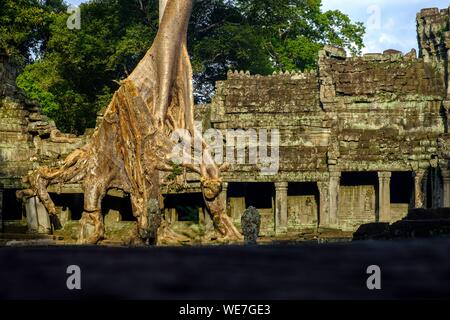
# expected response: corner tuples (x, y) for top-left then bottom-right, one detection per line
(26, 196), (51, 234)
(317, 181), (330, 227)
(329, 172), (341, 227)
(378, 172), (392, 222)
(275, 182), (288, 234)
(413, 170), (426, 209)
(0, 187), (3, 233)
(222, 182), (229, 216)
(26, 197), (38, 233)
(442, 169), (450, 208)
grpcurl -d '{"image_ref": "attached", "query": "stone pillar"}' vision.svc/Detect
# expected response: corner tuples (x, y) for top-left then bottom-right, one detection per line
(26, 197), (38, 233)
(442, 169), (450, 207)
(378, 172), (392, 222)
(0, 187), (3, 233)
(329, 172), (341, 227)
(413, 170), (426, 209)
(26, 197), (51, 234)
(317, 181), (330, 227)
(222, 182), (229, 216)
(275, 182), (288, 234)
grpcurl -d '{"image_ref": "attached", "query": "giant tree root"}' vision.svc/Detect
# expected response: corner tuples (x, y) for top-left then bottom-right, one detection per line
(18, 0), (243, 245)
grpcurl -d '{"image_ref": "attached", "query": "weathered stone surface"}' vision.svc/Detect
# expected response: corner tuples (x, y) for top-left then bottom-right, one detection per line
(241, 206), (261, 244)
(25, 197), (50, 234)
(287, 195), (317, 230)
(104, 210), (122, 226)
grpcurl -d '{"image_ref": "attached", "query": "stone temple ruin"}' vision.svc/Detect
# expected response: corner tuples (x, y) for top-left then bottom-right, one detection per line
(2, 7), (450, 243)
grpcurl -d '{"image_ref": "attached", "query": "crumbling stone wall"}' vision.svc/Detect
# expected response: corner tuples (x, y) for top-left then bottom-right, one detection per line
(0, 52), (87, 235)
(0, 52), (85, 190)
(319, 48), (446, 173)
(210, 7), (450, 233)
(417, 7), (449, 64)
(212, 70), (328, 180)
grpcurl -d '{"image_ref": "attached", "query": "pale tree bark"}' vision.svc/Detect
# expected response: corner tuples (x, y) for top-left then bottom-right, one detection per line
(17, 0), (242, 245)
(159, 0), (168, 22)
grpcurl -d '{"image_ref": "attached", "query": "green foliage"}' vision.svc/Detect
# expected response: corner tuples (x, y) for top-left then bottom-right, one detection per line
(167, 162), (184, 181)
(191, 0), (365, 100)
(0, 0), (66, 64)
(10, 0), (364, 134)
(17, 0), (159, 134)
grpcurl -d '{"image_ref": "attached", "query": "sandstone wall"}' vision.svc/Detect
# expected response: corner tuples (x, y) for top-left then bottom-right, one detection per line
(211, 46), (447, 180)
(319, 48), (446, 173)
(211, 71), (329, 181)
(417, 7), (449, 64)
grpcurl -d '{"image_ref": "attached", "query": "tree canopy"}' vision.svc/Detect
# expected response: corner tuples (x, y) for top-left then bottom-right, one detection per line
(3, 0), (365, 134)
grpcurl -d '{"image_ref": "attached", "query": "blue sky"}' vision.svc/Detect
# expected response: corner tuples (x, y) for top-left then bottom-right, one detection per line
(322, 0), (448, 54)
(66, 0), (449, 54)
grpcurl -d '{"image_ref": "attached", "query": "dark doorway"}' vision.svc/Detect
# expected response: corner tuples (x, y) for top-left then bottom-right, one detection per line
(101, 194), (134, 221)
(228, 183), (274, 209)
(341, 172), (378, 187)
(2, 189), (22, 220)
(288, 182), (319, 198)
(390, 172), (413, 204)
(51, 193), (84, 221)
(164, 193), (204, 222)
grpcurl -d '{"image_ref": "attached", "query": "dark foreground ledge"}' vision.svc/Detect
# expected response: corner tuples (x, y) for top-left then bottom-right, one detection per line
(0, 239), (450, 300)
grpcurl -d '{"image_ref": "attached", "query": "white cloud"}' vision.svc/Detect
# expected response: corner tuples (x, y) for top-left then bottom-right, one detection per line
(322, 0), (448, 54)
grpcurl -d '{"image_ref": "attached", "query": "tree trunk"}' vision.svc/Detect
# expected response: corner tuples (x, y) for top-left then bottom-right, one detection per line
(18, 0), (242, 245)
(159, 0), (168, 22)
